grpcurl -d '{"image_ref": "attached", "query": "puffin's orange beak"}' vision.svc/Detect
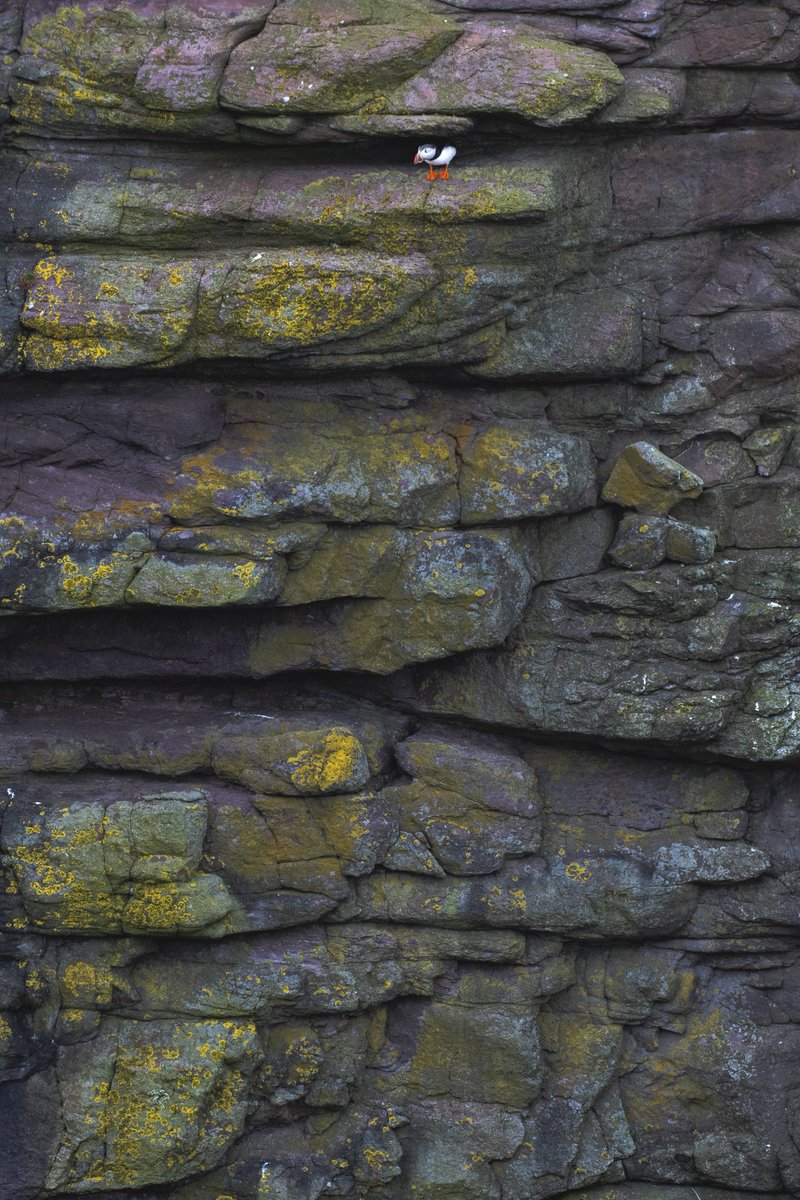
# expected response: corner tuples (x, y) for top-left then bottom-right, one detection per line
(413, 153), (421, 164)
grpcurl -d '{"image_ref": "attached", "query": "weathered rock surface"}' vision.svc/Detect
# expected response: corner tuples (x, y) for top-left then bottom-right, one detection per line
(602, 443), (705, 514)
(2, 2), (800, 1199)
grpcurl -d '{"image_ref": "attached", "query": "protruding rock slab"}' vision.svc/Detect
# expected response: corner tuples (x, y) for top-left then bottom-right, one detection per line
(19, 250), (437, 370)
(473, 290), (646, 380)
(403, 554), (800, 758)
(2, 787), (239, 936)
(0, 529), (536, 676)
(45, 1017), (262, 1192)
(9, 1), (623, 138)
(4, 150), (561, 252)
(220, 0), (460, 115)
(384, 22), (623, 124)
(603, 442), (704, 513)
(458, 423), (596, 522)
(609, 514), (716, 569)
(125, 553), (283, 606)
(0, 695), (779, 945)
(596, 69), (686, 124)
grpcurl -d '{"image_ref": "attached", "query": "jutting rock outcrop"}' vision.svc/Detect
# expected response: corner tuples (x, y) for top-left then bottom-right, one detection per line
(2, 3), (800, 1199)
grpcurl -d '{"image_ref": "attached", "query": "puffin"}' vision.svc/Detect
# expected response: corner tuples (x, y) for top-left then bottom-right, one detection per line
(414, 143), (457, 181)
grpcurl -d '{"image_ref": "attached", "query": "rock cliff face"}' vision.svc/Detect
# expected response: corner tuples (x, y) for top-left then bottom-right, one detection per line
(2, 2), (800, 1198)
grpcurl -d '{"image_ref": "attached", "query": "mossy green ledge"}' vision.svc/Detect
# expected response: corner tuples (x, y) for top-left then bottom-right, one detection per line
(13, 163), (560, 249)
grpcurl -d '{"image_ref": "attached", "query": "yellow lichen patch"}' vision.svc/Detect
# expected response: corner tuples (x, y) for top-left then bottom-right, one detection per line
(70, 501), (163, 541)
(59, 1007), (89, 1024)
(121, 882), (191, 931)
(0, 533), (145, 612)
(21, 6), (88, 72)
(32, 257), (71, 288)
(213, 250), (434, 353)
(21, 248), (433, 370)
(459, 423), (590, 522)
(361, 1145), (393, 1172)
(12, 6), (181, 135)
(122, 874), (236, 935)
(58, 553), (118, 603)
(564, 860), (592, 882)
(5, 802), (128, 933)
(21, 256), (199, 371)
(61, 960), (114, 1007)
(25, 332), (112, 370)
(231, 560), (260, 587)
(21, 260), (80, 359)
(125, 553), (275, 607)
(21, 257), (113, 369)
(4, 794), (235, 936)
(166, 441), (264, 522)
(48, 1018), (261, 1192)
(286, 728), (369, 794)
(32, 157), (71, 178)
(266, 1024), (323, 1092)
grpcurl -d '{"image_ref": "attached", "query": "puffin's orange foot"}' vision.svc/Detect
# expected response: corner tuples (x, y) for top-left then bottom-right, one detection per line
(427, 167), (437, 181)
(439, 167), (449, 180)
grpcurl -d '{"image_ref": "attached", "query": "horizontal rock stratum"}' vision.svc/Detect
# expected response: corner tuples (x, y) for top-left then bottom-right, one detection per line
(2, 3), (800, 1200)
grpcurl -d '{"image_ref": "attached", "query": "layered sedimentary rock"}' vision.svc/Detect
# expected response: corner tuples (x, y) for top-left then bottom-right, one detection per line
(2, 2), (800, 1199)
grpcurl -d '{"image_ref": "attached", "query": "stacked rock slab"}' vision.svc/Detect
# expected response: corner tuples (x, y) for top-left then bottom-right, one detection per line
(1, 3), (800, 1199)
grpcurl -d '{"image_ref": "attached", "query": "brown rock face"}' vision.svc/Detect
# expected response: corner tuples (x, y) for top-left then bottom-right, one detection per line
(2, 4), (800, 1200)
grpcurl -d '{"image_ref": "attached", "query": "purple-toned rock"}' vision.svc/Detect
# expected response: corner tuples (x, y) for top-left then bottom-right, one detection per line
(647, 5), (800, 68)
(133, 6), (272, 113)
(611, 130), (800, 237)
(5, 2), (800, 1198)
(220, 0), (459, 114)
(385, 21), (623, 123)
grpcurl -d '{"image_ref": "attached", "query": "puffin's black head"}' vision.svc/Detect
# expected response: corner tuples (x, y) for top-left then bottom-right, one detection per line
(413, 144), (437, 164)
